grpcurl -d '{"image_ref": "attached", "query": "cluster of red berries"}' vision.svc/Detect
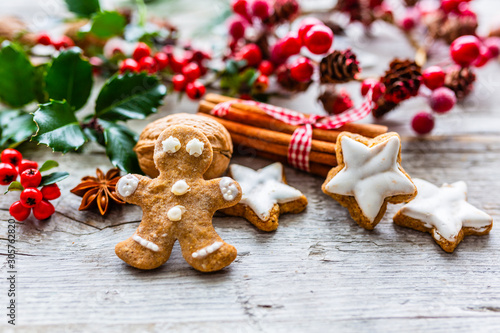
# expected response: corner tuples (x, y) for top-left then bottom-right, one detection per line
(36, 33), (75, 50)
(1, 149), (61, 221)
(119, 42), (209, 100)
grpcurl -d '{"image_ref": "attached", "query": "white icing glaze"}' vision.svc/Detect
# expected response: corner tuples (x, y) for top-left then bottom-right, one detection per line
(162, 136), (181, 153)
(186, 138), (204, 157)
(324, 136), (416, 222)
(219, 177), (239, 201)
(192, 241), (223, 259)
(132, 235), (159, 252)
(117, 174), (139, 197)
(397, 178), (493, 241)
(171, 180), (190, 196)
(229, 163), (304, 221)
(167, 205), (185, 221)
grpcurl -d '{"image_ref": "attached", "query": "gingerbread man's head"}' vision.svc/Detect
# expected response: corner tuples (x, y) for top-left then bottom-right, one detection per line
(153, 125), (213, 178)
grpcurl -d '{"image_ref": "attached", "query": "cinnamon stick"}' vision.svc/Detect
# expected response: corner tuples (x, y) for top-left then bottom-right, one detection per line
(198, 113), (336, 154)
(252, 150), (331, 178)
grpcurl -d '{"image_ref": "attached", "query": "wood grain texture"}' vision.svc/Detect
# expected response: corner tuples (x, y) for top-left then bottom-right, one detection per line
(1, 0), (500, 332)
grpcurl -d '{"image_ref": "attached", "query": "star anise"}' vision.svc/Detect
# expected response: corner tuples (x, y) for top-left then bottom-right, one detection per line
(70, 168), (125, 215)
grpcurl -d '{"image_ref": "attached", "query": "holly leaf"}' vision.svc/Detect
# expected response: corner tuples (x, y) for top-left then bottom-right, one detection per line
(39, 160), (59, 173)
(4, 181), (24, 195)
(102, 122), (142, 173)
(0, 110), (37, 148)
(64, 0), (100, 18)
(33, 63), (49, 103)
(45, 48), (93, 111)
(0, 41), (36, 107)
(40, 172), (69, 186)
(86, 11), (126, 39)
(95, 72), (167, 121)
(32, 100), (87, 153)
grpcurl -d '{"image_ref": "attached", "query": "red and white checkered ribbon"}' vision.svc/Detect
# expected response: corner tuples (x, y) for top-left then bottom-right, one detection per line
(212, 89), (374, 172)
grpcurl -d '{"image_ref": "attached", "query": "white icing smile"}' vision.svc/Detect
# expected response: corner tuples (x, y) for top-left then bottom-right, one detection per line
(132, 235), (159, 252)
(162, 136), (181, 153)
(219, 177), (239, 201)
(397, 179), (493, 241)
(117, 174), (139, 197)
(192, 241), (223, 259)
(324, 136), (416, 222)
(186, 138), (204, 157)
(171, 180), (190, 196)
(167, 205), (185, 221)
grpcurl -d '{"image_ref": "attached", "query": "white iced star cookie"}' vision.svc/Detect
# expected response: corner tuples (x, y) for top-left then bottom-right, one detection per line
(322, 132), (417, 230)
(221, 162), (308, 231)
(394, 179), (493, 253)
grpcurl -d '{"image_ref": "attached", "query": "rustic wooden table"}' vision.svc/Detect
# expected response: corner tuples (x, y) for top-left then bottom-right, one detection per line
(1, 0), (500, 332)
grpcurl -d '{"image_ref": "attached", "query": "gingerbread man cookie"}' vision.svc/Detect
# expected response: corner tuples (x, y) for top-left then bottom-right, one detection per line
(393, 178), (493, 253)
(322, 132), (417, 230)
(221, 162), (307, 231)
(115, 125), (242, 272)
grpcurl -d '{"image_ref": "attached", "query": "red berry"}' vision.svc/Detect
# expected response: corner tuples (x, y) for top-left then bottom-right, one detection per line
(33, 200), (55, 220)
(412, 111), (435, 135)
(139, 56), (158, 74)
(474, 46), (492, 68)
(154, 52), (169, 70)
(251, 0), (271, 20)
(289, 57), (314, 82)
(133, 42), (151, 61)
(53, 36), (74, 50)
(270, 40), (288, 64)
(232, 0), (249, 17)
(441, 0), (461, 13)
(185, 81), (206, 100)
(236, 44), (262, 66)
(400, 10), (418, 31)
(18, 160), (38, 174)
(0, 163), (18, 185)
(1, 149), (22, 166)
(41, 184), (61, 200)
(172, 74), (188, 91)
(20, 188), (43, 208)
(228, 17), (246, 40)
(20, 168), (42, 188)
(303, 25), (334, 55)
(331, 89), (354, 115)
(169, 55), (188, 73)
(253, 74), (269, 92)
(9, 201), (31, 221)
(37, 33), (52, 46)
(429, 87), (456, 114)
(279, 32), (302, 57)
(422, 66), (446, 90)
(298, 17), (324, 44)
(450, 35), (481, 67)
(182, 62), (202, 82)
(258, 60), (274, 76)
(360, 78), (386, 101)
(484, 37), (500, 59)
(120, 59), (139, 73)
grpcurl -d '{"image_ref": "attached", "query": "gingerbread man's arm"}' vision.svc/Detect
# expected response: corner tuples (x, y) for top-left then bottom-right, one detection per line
(116, 174), (152, 205)
(207, 177), (242, 209)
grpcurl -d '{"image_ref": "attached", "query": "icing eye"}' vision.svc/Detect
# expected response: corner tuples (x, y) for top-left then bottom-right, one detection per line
(186, 138), (204, 157)
(162, 136), (181, 153)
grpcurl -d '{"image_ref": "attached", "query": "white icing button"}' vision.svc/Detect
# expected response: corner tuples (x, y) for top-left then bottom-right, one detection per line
(162, 136), (181, 153)
(117, 174), (139, 197)
(167, 205), (185, 221)
(219, 177), (239, 201)
(171, 180), (190, 196)
(186, 138), (204, 157)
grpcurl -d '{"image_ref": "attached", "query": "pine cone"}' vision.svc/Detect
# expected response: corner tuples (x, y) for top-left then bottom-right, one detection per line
(426, 12), (477, 44)
(318, 85), (354, 115)
(320, 49), (360, 84)
(272, 0), (299, 23)
(334, 0), (377, 25)
(276, 65), (312, 92)
(381, 59), (421, 104)
(372, 99), (398, 118)
(404, 0), (419, 6)
(444, 67), (476, 101)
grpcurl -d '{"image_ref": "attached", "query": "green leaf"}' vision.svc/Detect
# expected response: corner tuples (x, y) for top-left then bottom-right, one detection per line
(0, 41), (36, 107)
(102, 123), (142, 173)
(33, 64), (49, 103)
(64, 0), (100, 17)
(40, 172), (69, 186)
(0, 110), (37, 148)
(88, 11), (126, 39)
(4, 181), (24, 195)
(32, 100), (87, 153)
(39, 160), (59, 173)
(45, 48), (93, 111)
(95, 72), (167, 121)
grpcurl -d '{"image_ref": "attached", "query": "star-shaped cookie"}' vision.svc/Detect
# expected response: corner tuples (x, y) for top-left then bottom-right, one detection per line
(393, 178), (493, 252)
(221, 162), (308, 231)
(322, 132), (417, 230)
